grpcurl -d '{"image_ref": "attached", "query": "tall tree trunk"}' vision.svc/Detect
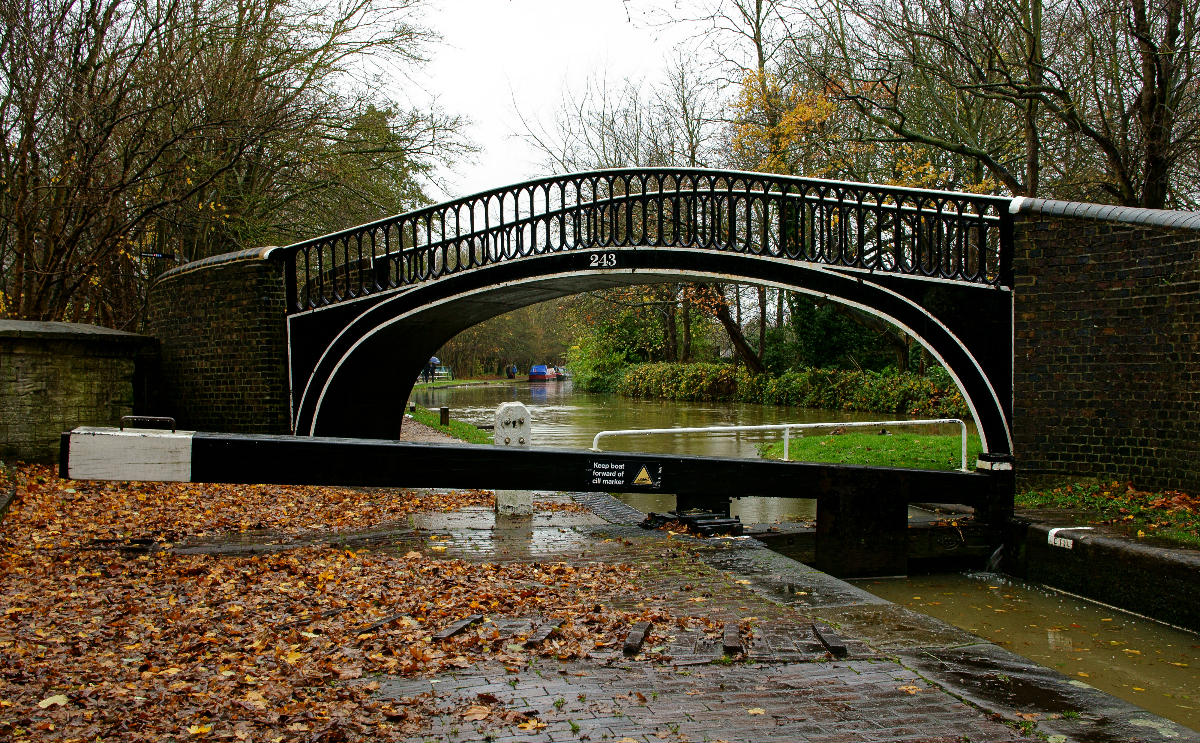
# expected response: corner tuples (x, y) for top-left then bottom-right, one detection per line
(663, 301), (679, 362)
(1021, 0), (1043, 197)
(716, 301), (765, 373)
(757, 285), (767, 361)
(681, 296), (693, 362)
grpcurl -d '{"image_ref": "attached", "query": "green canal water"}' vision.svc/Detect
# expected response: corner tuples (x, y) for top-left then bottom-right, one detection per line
(859, 573), (1200, 730)
(411, 380), (957, 522)
(410, 380), (1200, 730)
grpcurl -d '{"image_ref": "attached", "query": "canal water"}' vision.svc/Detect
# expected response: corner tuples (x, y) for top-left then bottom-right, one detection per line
(859, 572), (1200, 730)
(411, 380), (1200, 729)
(411, 379), (955, 522)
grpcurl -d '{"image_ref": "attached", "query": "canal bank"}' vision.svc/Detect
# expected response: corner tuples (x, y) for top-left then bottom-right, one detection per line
(1003, 512), (1200, 633)
(371, 489), (1196, 742)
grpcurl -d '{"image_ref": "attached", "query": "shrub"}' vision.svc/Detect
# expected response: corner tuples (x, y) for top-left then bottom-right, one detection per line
(616, 362), (970, 418)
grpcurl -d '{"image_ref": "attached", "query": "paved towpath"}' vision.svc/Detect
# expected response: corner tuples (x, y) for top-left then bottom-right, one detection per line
(370, 491), (1196, 743)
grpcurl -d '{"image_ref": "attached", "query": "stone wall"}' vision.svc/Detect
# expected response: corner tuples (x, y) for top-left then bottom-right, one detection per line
(0, 322), (155, 463)
(1012, 200), (1200, 491)
(145, 248), (291, 434)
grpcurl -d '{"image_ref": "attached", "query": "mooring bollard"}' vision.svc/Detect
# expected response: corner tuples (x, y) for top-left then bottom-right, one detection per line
(493, 401), (533, 516)
(439, 406), (450, 427)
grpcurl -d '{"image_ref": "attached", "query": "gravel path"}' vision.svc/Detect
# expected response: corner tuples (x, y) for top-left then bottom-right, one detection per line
(397, 416), (461, 443)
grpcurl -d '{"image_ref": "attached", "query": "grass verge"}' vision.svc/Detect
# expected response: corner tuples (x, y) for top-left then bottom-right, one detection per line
(1015, 481), (1200, 547)
(758, 431), (983, 471)
(406, 405), (493, 444)
(410, 377), (512, 390)
(757, 436), (1200, 546)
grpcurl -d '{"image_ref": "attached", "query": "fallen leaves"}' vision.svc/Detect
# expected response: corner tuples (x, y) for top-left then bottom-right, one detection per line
(0, 463), (697, 742)
(462, 705), (490, 721)
(37, 695), (68, 709)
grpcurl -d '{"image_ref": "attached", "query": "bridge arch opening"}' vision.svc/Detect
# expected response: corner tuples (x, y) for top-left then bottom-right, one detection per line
(290, 249), (1010, 456)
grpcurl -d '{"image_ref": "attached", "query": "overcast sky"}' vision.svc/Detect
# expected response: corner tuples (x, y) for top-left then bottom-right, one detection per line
(417, 0), (692, 200)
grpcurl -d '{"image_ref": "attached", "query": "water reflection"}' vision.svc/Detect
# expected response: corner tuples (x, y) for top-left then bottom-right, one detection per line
(410, 380), (965, 458)
(858, 572), (1200, 730)
(411, 380), (954, 523)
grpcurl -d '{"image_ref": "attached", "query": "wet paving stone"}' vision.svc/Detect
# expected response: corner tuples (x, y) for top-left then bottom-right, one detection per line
(171, 490), (1198, 741)
(374, 658), (1032, 742)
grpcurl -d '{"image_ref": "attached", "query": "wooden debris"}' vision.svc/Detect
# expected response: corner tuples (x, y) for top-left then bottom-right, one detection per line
(722, 622), (743, 656)
(433, 614), (483, 641)
(524, 619), (562, 648)
(812, 621), (849, 657)
(623, 621), (653, 656)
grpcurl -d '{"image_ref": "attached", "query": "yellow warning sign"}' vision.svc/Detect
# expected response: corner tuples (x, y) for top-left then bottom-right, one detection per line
(633, 466), (654, 486)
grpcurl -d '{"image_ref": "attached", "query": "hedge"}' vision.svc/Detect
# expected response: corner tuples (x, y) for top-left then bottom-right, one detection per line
(616, 362), (970, 418)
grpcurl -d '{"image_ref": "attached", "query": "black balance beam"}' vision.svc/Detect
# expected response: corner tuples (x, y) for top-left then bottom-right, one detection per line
(61, 427), (1010, 578)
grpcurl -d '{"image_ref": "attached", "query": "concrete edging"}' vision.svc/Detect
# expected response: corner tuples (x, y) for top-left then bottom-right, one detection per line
(1005, 519), (1200, 632)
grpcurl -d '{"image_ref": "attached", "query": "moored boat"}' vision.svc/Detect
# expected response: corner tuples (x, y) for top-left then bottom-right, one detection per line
(529, 364), (565, 381)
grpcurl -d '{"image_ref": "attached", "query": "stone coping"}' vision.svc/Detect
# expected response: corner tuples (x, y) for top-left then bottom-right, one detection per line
(152, 245), (280, 285)
(1012, 196), (1200, 230)
(0, 320), (154, 346)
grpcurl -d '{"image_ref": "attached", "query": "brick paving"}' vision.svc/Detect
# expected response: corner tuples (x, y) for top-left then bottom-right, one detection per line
(378, 658), (1028, 742)
(368, 492), (1195, 743)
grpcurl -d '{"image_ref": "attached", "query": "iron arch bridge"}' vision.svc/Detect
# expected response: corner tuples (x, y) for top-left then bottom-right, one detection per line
(276, 168), (1013, 457)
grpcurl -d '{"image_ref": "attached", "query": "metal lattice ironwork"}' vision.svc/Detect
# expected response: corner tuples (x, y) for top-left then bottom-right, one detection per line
(276, 168), (1013, 314)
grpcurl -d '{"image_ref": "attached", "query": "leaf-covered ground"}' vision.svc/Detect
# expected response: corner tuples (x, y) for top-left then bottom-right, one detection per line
(0, 464), (691, 741)
(1015, 480), (1200, 546)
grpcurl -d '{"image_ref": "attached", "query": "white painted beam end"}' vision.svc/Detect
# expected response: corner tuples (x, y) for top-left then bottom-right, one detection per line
(66, 427), (195, 482)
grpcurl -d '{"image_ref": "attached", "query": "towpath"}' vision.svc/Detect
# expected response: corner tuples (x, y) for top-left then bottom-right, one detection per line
(372, 489), (1194, 743)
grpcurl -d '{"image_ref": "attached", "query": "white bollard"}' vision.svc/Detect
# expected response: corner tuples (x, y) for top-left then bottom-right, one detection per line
(494, 401), (533, 516)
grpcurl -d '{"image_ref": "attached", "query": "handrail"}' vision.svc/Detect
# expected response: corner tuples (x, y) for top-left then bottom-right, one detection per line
(590, 418), (972, 472)
(271, 168), (1013, 313)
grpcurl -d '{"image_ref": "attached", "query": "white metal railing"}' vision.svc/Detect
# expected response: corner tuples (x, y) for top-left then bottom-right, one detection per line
(590, 418), (972, 471)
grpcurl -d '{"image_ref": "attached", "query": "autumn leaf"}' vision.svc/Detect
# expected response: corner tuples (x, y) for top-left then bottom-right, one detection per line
(38, 694), (69, 709)
(897, 685), (923, 694)
(0, 463), (710, 743)
(747, 707), (766, 715)
(462, 705), (490, 721)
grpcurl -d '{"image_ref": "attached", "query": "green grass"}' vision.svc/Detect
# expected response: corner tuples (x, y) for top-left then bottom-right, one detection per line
(1016, 481), (1200, 547)
(410, 377), (512, 390)
(758, 431), (983, 471)
(406, 405), (493, 445)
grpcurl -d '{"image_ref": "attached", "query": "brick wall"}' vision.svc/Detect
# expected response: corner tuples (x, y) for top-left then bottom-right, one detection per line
(1013, 200), (1200, 491)
(0, 322), (155, 462)
(145, 248), (291, 434)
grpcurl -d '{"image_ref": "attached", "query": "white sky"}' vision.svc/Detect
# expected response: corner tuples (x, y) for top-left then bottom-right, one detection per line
(417, 0), (692, 200)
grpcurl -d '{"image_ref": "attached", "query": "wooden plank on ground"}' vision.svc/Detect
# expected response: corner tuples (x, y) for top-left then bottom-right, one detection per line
(812, 622), (849, 657)
(623, 621), (653, 656)
(722, 622), (743, 656)
(433, 614), (483, 641)
(524, 619), (562, 648)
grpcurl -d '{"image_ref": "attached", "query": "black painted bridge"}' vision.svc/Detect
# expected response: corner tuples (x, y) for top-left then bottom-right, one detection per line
(274, 168), (1014, 458)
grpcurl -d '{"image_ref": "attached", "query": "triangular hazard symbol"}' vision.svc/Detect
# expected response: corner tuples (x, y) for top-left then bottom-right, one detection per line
(633, 466), (654, 486)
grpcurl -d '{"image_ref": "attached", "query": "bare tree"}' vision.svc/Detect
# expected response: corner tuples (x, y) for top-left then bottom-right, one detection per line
(796, 0), (1200, 207)
(0, 0), (465, 327)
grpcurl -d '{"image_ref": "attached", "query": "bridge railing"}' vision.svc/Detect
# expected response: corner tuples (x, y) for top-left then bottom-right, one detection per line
(275, 169), (1013, 314)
